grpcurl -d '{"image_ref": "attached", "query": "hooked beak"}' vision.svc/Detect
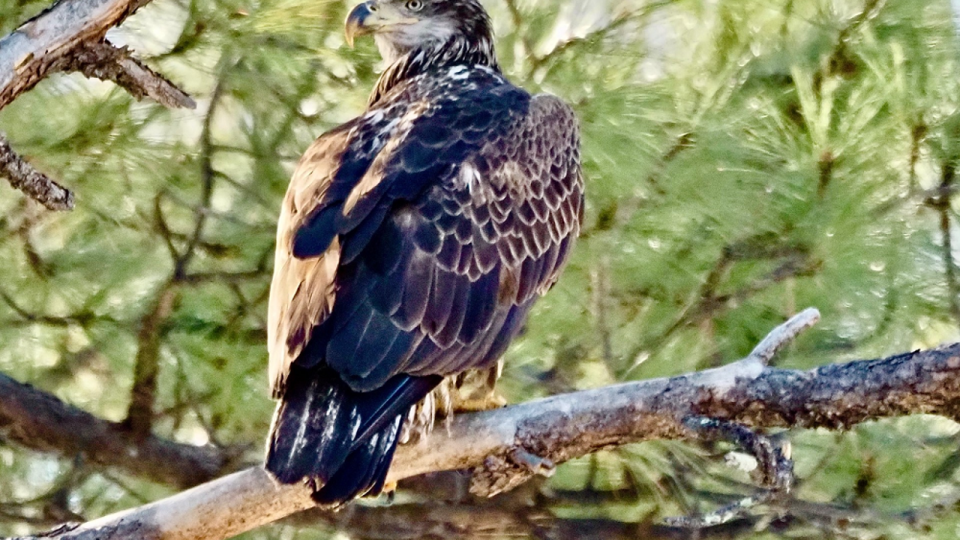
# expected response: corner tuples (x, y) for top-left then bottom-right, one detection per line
(344, 1), (420, 48)
(344, 2), (373, 48)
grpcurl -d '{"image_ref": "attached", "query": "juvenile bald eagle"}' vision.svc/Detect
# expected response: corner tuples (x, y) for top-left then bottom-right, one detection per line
(265, 0), (584, 505)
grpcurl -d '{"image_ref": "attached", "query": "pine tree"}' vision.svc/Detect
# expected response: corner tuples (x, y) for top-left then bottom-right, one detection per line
(4, 0), (960, 538)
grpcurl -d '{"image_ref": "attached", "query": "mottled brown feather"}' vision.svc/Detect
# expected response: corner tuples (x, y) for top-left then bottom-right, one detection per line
(265, 0), (583, 506)
(269, 72), (582, 397)
(268, 129), (353, 398)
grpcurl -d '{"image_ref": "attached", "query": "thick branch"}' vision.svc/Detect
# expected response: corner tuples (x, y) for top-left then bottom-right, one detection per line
(0, 0), (151, 109)
(47, 341), (960, 540)
(0, 373), (229, 489)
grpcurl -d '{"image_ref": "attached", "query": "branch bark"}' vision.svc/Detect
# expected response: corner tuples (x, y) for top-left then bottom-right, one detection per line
(124, 284), (178, 437)
(0, 133), (74, 211)
(0, 373), (231, 489)
(0, 0), (194, 208)
(33, 339), (960, 540)
(62, 40), (195, 109)
(1, 0), (152, 109)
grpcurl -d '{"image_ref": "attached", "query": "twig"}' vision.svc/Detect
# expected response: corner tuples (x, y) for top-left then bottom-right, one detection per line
(934, 160), (960, 328)
(173, 74), (226, 278)
(0, 293), (119, 328)
(65, 41), (195, 109)
(665, 492), (776, 530)
(623, 242), (818, 377)
(747, 308), (820, 365)
(672, 308), (820, 395)
(664, 417), (793, 528)
(0, 134), (74, 211)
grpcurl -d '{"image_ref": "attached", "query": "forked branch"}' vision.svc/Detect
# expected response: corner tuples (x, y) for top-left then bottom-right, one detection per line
(28, 309), (960, 540)
(0, 0), (194, 209)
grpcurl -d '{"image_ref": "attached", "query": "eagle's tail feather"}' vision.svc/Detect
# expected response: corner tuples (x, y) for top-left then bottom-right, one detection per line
(312, 417), (401, 505)
(265, 367), (440, 505)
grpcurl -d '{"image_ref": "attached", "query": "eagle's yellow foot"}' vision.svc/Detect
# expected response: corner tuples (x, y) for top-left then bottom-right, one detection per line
(454, 391), (507, 413)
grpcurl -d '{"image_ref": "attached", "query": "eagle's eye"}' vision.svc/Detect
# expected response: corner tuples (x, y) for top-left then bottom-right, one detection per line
(405, 0), (423, 11)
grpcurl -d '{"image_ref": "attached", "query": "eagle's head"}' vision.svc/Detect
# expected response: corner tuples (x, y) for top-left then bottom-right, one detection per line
(345, 0), (495, 66)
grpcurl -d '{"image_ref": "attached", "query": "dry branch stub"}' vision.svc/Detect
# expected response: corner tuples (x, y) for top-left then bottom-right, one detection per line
(0, 133), (74, 211)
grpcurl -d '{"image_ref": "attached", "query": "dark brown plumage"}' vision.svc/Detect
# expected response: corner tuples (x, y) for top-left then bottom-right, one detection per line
(265, 0), (584, 506)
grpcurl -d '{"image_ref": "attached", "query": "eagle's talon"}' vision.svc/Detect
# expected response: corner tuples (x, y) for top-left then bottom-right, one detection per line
(454, 391), (508, 413)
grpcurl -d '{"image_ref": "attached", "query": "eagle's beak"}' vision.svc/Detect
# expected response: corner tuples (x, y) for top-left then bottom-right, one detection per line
(344, 1), (419, 48)
(344, 2), (373, 48)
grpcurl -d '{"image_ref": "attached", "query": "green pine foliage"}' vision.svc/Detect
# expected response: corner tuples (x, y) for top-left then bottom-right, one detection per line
(3, 0), (960, 538)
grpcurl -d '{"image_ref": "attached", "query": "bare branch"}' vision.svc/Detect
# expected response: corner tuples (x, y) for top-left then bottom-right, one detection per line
(0, 0), (173, 109)
(0, 372), (232, 489)
(173, 75), (226, 278)
(39, 334), (960, 540)
(0, 134), (74, 211)
(64, 41), (195, 109)
(933, 159), (960, 328)
(124, 284), (177, 437)
(0, 0), (194, 209)
(747, 307), (820, 364)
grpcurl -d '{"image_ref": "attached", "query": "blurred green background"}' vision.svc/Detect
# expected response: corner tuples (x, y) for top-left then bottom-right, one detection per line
(4, 0), (960, 538)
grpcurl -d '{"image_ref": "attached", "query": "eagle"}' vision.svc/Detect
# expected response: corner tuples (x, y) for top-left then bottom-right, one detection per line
(265, 0), (584, 506)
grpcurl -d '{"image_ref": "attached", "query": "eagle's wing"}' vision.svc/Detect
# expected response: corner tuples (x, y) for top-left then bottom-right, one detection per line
(267, 121), (362, 398)
(269, 71), (582, 397)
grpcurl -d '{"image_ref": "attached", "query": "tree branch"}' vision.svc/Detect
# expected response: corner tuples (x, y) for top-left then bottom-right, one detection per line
(62, 40), (195, 109)
(36, 326), (960, 539)
(124, 75), (227, 436)
(0, 0), (182, 109)
(934, 158), (960, 328)
(0, 0), (194, 208)
(0, 133), (74, 211)
(124, 284), (177, 437)
(0, 372), (232, 489)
